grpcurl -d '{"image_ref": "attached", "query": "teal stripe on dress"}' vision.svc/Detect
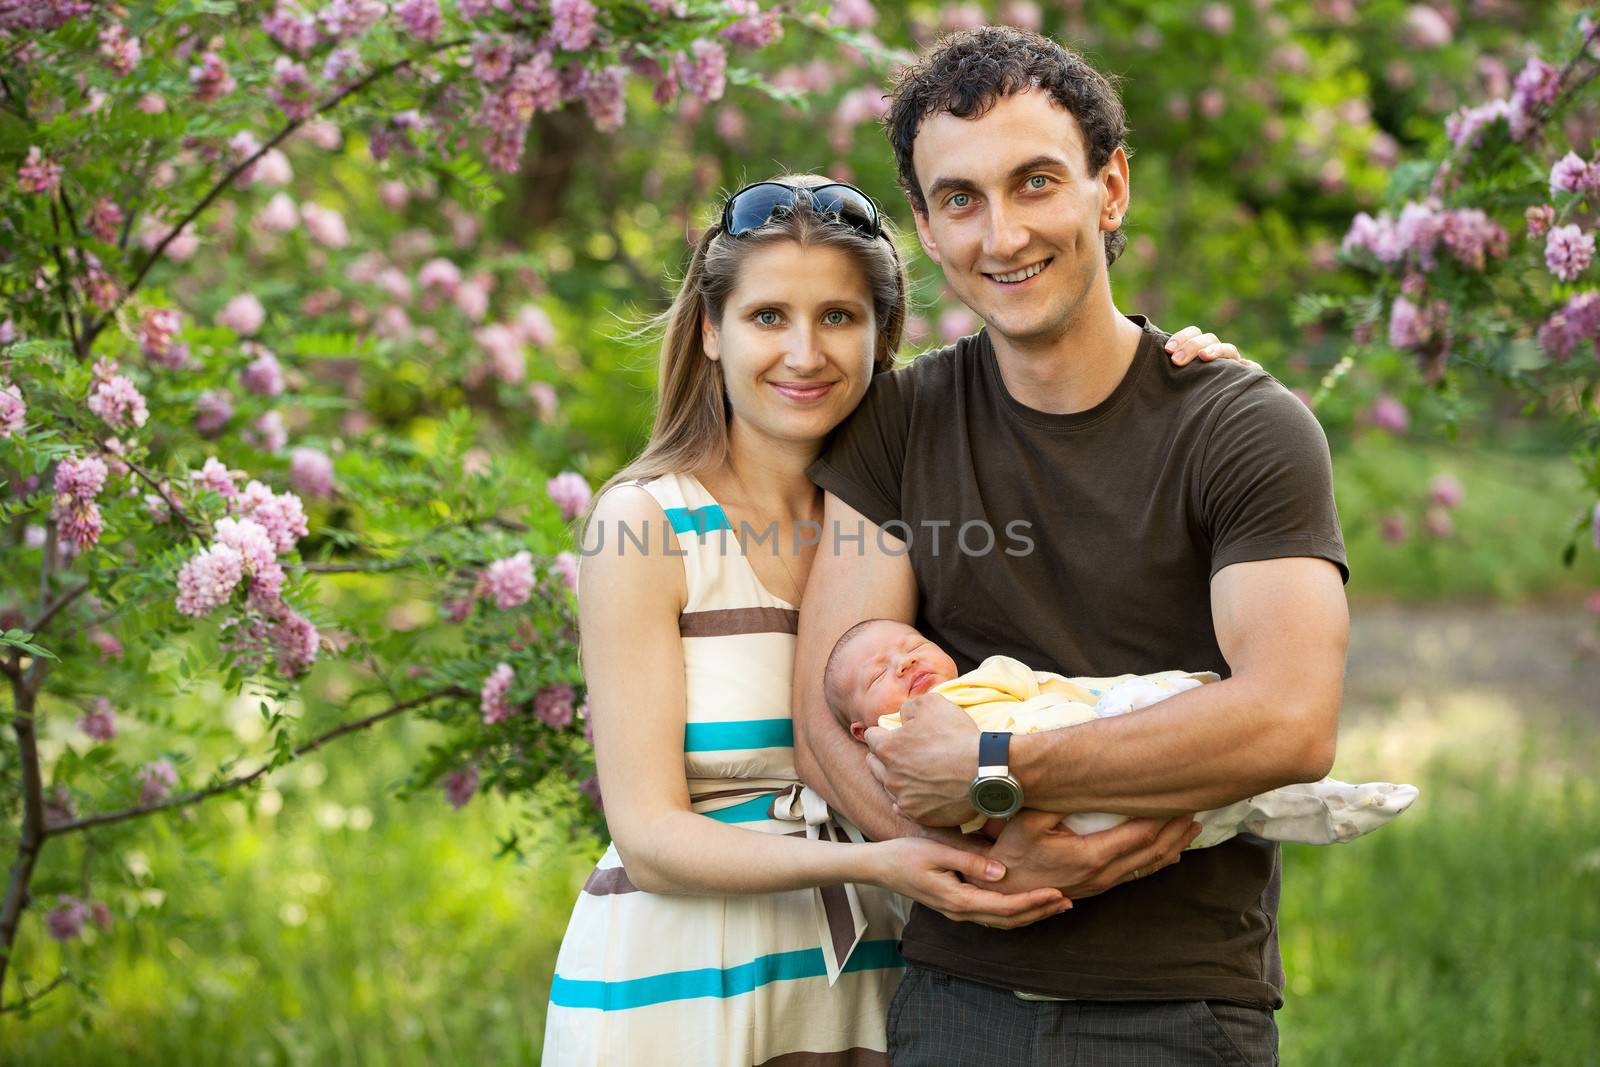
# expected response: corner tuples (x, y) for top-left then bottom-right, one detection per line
(549, 939), (904, 1011)
(700, 794), (777, 824)
(663, 504), (732, 536)
(684, 718), (794, 752)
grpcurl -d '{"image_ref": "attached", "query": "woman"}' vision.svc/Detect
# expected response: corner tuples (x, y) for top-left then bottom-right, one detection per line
(542, 175), (1245, 1066)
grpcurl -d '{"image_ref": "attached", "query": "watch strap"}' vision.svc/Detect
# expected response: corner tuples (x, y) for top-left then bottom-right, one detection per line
(977, 730), (1011, 774)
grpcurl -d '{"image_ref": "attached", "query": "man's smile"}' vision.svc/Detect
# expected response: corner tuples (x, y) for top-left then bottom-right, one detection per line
(985, 258), (1053, 286)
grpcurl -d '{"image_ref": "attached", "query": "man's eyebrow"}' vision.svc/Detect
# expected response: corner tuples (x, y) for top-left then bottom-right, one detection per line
(924, 155), (1074, 204)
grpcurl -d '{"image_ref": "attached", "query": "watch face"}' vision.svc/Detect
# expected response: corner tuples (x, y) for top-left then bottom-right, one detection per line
(973, 778), (1020, 817)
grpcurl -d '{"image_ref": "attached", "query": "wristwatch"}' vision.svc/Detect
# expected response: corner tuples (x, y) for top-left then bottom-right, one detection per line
(968, 731), (1023, 818)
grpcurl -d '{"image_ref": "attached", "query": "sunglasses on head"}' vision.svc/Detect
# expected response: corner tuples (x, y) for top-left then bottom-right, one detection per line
(718, 180), (884, 240)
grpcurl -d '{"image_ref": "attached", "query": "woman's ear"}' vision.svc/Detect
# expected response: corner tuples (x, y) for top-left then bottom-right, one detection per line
(701, 309), (721, 362)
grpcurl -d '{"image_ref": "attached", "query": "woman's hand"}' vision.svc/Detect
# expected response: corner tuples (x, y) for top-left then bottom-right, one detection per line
(866, 837), (1071, 930)
(1165, 326), (1260, 369)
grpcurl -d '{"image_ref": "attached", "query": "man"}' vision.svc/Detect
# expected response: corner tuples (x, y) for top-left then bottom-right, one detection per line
(792, 27), (1350, 1066)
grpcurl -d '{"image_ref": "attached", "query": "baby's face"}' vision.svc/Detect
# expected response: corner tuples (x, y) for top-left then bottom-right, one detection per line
(833, 620), (960, 737)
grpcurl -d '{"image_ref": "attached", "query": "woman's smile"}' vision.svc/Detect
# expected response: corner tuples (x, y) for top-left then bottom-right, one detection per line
(768, 379), (838, 404)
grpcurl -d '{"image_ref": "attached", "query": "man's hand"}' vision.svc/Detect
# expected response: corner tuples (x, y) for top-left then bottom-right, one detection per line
(863, 692), (980, 827)
(984, 809), (1202, 896)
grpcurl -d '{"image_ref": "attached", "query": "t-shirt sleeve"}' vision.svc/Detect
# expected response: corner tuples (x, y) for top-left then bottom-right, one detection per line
(1198, 379), (1350, 583)
(806, 367), (912, 530)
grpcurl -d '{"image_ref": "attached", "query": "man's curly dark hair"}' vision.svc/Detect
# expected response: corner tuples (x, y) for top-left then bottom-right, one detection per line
(884, 26), (1129, 267)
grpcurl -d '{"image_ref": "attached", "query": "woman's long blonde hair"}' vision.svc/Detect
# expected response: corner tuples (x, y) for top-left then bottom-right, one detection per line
(598, 174), (909, 501)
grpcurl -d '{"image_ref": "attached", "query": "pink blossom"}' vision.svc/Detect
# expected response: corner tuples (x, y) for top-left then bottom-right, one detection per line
(242, 350), (286, 397)
(195, 390), (234, 437)
(1380, 514), (1408, 546)
(553, 550), (579, 592)
(1401, 4), (1451, 49)
(535, 682), (576, 728)
(139, 759), (179, 806)
(395, 0), (442, 39)
(529, 381), (559, 421)
(1438, 209), (1507, 271)
(319, 0), (385, 39)
(582, 65), (628, 131)
(1423, 506), (1453, 539)
(190, 50), (236, 101)
(47, 896), (88, 943)
(269, 56), (316, 120)
(514, 304), (556, 346)
(938, 306), (978, 343)
(271, 608), (319, 675)
(678, 40), (728, 102)
(16, 146), (61, 196)
(1445, 99), (1508, 151)
(1368, 394), (1409, 433)
(55, 455), (108, 500)
(323, 46), (363, 84)
(1512, 57), (1560, 114)
(551, 0), (598, 50)
(443, 765), (480, 809)
(87, 368), (149, 431)
(1536, 291), (1600, 362)
(453, 278), (491, 321)
(481, 662), (516, 724)
(1429, 473), (1464, 509)
(471, 36), (515, 84)
(1198, 2), (1233, 34)
(1395, 201), (1441, 266)
(1388, 295), (1428, 350)
(547, 471), (593, 520)
(89, 900), (113, 930)
(484, 550), (536, 608)
(80, 697), (117, 741)
(263, 2), (318, 53)
(829, 0), (876, 28)
(579, 774), (603, 810)
(53, 499), (103, 550)
(194, 456), (239, 498)
(0, 382), (24, 437)
(232, 482), (309, 552)
(97, 22), (141, 75)
(721, 0), (782, 48)
(476, 323), (526, 384)
(1526, 204), (1555, 239)
(1342, 211), (1404, 265)
(87, 196), (124, 242)
(1545, 224), (1594, 282)
(217, 293), (266, 335)
(256, 193), (299, 233)
(1549, 152), (1594, 196)
(290, 447), (335, 498)
(176, 543), (245, 615)
(1592, 501), (1600, 552)
(999, 0), (1040, 31)
(418, 257), (462, 293)
(301, 203), (350, 249)
(378, 180), (410, 210)
(138, 307), (186, 367)
(89, 627), (123, 661)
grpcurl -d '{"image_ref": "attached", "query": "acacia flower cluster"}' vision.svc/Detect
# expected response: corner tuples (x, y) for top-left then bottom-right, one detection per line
(52, 454), (109, 550)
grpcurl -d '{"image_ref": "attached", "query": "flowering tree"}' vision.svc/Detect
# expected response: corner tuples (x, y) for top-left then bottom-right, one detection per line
(1319, 12), (1600, 596)
(0, 0), (841, 1014)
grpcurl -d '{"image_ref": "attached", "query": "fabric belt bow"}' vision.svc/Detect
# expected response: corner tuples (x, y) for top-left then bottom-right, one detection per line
(768, 783), (869, 986)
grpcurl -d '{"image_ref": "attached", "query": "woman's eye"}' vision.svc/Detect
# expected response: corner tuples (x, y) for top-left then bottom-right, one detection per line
(755, 310), (782, 326)
(822, 310), (850, 326)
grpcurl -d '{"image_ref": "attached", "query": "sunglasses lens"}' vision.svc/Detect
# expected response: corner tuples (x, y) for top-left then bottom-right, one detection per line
(811, 185), (880, 234)
(726, 184), (796, 236)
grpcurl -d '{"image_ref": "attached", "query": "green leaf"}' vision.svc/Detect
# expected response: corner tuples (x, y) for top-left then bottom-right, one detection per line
(0, 629), (58, 662)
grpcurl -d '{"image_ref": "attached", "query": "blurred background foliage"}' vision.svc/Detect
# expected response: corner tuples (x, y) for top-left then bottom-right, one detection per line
(4, 0), (1599, 1063)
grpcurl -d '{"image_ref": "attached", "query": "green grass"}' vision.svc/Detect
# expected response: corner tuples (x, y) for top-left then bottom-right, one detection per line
(4, 699), (1597, 1065)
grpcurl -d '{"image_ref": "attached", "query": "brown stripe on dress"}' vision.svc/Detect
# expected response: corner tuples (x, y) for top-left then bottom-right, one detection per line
(755, 1051), (890, 1067)
(690, 786), (782, 804)
(679, 607), (799, 637)
(581, 866), (639, 896)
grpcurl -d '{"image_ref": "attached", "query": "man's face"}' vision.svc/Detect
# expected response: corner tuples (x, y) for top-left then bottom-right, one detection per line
(908, 88), (1128, 347)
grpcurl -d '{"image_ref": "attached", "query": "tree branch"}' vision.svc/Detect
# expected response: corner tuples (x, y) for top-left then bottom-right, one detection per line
(47, 685), (473, 835)
(25, 580), (89, 638)
(0, 972), (70, 1015)
(78, 37), (470, 355)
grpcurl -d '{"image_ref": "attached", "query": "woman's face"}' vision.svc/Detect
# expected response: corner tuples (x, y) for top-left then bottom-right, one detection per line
(702, 240), (878, 449)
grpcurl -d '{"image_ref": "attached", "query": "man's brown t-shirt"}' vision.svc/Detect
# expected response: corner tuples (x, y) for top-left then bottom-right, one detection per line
(807, 317), (1348, 1007)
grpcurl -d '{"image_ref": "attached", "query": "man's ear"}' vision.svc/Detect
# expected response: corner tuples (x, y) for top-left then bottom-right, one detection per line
(1098, 145), (1130, 233)
(907, 192), (941, 265)
(701, 307), (721, 362)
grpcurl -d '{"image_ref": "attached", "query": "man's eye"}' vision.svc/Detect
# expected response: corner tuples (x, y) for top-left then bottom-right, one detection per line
(1026, 175), (1050, 190)
(755, 310), (782, 326)
(948, 193), (971, 209)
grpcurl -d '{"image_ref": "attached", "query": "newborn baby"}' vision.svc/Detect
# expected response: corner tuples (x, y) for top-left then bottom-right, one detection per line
(824, 618), (1418, 847)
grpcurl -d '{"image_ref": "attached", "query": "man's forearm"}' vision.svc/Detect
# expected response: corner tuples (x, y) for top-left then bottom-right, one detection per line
(1011, 676), (1340, 817)
(796, 713), (919, 842)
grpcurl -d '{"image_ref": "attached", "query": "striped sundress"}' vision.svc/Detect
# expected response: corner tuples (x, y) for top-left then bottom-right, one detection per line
(542, 471), (909, 1067)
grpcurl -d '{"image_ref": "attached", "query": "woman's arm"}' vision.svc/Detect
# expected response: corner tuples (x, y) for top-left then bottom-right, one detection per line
(581, 485), (1067, 924)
